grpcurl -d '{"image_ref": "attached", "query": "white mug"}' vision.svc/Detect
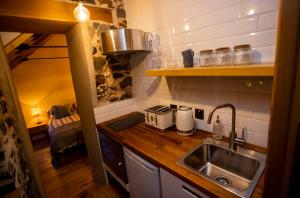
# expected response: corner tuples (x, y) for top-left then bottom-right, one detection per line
(176, 106), (194, 132)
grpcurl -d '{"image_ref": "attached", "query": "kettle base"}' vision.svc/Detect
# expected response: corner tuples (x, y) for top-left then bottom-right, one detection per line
(176, 128), (196, 136)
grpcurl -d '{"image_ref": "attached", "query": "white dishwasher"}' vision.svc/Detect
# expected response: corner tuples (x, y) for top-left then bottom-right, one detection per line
(124, 147), (161, 198)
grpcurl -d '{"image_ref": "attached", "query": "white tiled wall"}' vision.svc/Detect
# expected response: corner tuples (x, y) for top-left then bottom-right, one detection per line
(155, 0), (278, 63)
(94, 99), (137, 123)
(130, 56), (272, 147)
(124, 0), (278, 147)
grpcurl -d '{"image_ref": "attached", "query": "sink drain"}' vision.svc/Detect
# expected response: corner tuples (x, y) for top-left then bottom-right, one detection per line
(215, 176), (232, 187)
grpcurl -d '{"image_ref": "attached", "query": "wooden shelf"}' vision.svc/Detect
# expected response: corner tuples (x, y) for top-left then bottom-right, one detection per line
(145, 63), (274, 77)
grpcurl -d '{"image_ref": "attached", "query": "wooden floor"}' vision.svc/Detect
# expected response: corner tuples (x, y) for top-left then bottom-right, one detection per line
(35, 147), (120, 198)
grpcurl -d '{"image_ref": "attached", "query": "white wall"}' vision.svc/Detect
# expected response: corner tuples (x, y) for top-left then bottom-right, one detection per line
(0, 32), (20, 45)
(155, 0), (278, 63)
(125, 0), (278, 147)
(125, 0), (157, 32)
(94, 99), (137, 123)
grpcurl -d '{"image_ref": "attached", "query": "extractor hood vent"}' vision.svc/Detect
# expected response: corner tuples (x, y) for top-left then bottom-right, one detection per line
(101, 28), (150, 55)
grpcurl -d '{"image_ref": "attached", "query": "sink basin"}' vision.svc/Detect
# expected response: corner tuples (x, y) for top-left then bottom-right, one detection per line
(178, 138), (266, 198)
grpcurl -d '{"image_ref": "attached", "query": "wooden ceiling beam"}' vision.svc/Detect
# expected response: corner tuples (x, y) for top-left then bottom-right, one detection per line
(0, 0), (112, 33)
(4, 33), (33, 54)
(7, 33), (55, 70)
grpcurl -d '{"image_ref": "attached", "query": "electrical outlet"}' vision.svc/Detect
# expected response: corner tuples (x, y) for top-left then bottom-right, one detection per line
(170, 104), (177, 109)
(195, 109), (204, 120)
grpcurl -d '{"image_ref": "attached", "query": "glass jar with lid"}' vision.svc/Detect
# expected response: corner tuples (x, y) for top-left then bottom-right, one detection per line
(215, 47), (232, 66)
(199, 49), (214, 66)
(233, 44), (252, 65)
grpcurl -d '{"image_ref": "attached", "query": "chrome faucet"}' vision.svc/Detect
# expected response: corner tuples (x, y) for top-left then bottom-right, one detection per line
(207, 103), (245, 151)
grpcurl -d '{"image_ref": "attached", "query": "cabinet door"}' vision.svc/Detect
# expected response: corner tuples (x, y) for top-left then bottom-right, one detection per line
(99, 131), (128, 183)
(160, 169), (210, 198)
(124, 148), (161, 198)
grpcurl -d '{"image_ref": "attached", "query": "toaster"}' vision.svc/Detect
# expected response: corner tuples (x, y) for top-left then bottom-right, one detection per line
(144, 105), (174, 131)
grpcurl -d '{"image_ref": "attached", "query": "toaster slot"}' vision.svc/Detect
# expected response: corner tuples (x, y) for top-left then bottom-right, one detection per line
(151, 105), (163, 111)
(160, 107), (171, 113)
(145, 105), (172, 115)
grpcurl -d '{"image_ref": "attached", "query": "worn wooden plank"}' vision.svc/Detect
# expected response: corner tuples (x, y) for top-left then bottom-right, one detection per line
(145, 64), (274, 77)
(35, 147), (122, 198)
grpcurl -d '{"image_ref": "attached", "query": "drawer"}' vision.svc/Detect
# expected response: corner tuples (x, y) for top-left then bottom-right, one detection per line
(160, 169), (211, 198)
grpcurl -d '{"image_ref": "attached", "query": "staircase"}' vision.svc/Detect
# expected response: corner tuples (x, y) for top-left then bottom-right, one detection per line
(4, 33), (54, 70)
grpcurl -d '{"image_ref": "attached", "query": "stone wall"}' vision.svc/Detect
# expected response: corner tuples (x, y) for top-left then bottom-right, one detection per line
(67, 0), (127, 27)
(89, 22), (133, 105)
(0, 84), (32, 197)
(63, 0), (131, 105)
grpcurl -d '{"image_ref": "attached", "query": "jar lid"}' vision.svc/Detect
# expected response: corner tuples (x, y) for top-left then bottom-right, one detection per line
(215, 47), (231, 53)
(233, 44), (251, 51)
(200, 49), (213, 55)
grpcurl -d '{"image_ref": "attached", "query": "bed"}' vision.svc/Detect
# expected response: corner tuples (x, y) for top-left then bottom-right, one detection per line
(48, 105), (85, 166)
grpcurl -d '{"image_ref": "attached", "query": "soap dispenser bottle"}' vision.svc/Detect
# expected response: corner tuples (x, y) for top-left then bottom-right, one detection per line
(213, 115), (224, 140)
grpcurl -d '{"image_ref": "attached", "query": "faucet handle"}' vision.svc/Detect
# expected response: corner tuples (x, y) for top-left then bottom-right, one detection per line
(241, 128), (246, 140)
(234, 128), (246, 146)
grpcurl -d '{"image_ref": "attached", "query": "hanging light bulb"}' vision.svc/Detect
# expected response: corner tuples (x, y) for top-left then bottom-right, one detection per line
(73, 2), (90, 22)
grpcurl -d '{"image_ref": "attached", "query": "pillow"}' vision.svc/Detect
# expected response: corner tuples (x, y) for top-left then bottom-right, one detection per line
(69, 103), (78, 114)
(52, 105), (71, 119)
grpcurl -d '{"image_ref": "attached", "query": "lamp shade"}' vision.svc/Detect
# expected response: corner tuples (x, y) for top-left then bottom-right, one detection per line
(73, 2), (90, 22)
(31, 108), (41, 117)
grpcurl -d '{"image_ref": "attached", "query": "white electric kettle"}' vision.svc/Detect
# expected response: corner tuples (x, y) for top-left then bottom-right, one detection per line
(176, 106), (195, 136)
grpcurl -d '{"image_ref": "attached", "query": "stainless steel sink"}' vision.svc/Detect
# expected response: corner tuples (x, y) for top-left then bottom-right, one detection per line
(178, 138), (266, 198)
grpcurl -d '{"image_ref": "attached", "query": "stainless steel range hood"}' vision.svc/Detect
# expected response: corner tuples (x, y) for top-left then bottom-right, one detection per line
(101, 28), (149, 55)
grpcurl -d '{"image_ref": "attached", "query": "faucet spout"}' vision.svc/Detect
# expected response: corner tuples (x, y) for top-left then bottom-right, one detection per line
(207, 103), (237, 150)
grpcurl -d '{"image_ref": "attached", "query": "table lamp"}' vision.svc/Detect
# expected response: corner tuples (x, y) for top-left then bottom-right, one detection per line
(31, 107), (42, 124)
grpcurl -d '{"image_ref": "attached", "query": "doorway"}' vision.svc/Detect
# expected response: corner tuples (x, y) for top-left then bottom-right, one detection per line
(1, 32), (96, 196)
(0, 1), (115, 197)
(0, 22), (108, 198)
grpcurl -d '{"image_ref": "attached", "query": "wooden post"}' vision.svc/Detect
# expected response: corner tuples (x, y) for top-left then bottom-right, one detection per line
(66, 23), (106, 185)
(264, 0), (300, 196)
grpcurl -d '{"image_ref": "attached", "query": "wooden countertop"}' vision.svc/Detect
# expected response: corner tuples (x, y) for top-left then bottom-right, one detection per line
(96, 113), (266, 198)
